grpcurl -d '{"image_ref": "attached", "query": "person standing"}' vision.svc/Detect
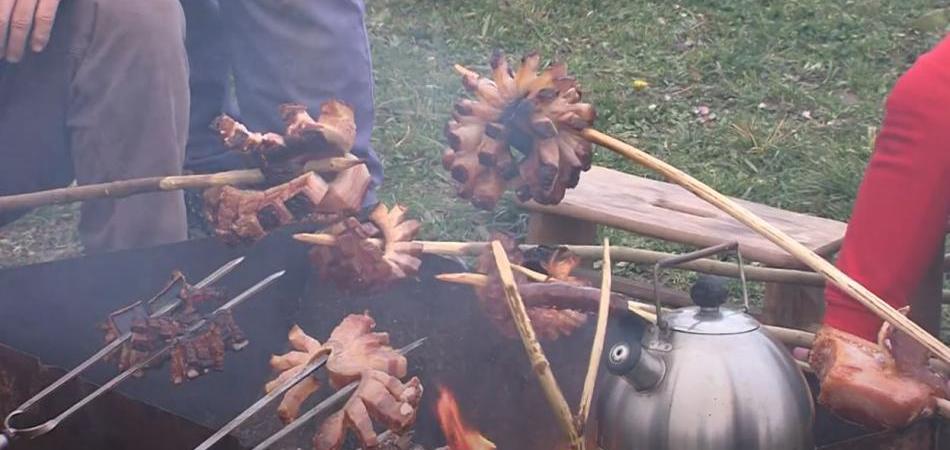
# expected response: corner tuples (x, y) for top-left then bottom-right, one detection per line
(182, 0), (383, 209)
(814, 34), (950, 428)
(0, 0), (190, 253)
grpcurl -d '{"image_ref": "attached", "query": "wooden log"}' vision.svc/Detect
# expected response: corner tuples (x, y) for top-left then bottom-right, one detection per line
(489, 241), (582, 449)
(579, 128), (950, 364)
(0, 157), (362, 213)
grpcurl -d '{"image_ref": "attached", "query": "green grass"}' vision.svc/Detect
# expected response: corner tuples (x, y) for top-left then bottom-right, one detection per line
(368, 0), (947, 243)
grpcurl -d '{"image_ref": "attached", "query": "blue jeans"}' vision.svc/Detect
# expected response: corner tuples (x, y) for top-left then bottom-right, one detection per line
(182, 0), (382, 206)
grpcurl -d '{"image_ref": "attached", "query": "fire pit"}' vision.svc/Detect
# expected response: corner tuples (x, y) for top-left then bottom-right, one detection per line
(0, 229), (946, 449)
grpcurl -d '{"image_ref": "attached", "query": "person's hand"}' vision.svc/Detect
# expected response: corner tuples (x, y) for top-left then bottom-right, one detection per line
(0, 0), (60, 63)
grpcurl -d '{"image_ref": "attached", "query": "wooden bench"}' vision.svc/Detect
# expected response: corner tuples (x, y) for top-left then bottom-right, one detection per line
(521, 165), (849, 329)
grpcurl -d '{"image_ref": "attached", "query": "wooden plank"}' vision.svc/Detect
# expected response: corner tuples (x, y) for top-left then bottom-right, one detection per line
(522, 166), (847, 267)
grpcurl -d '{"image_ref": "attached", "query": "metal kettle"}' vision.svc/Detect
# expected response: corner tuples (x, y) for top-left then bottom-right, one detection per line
(597, 243), (814, 450)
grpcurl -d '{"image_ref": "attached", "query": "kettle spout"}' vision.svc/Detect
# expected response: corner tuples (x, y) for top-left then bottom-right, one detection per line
(606, 341), (666, 391)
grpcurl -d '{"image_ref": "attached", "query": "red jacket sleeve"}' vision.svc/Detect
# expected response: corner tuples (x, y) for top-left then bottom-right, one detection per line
(823, 35), (950, 341)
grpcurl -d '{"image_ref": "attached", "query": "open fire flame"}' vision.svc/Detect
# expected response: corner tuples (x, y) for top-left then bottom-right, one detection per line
(436, 386), (497, 450)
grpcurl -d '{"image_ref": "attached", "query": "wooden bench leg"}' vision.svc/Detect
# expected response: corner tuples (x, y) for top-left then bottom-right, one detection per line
(762, 284), (825, 331)
(763, 241), (945, 334)
(525, 211), (597, 245)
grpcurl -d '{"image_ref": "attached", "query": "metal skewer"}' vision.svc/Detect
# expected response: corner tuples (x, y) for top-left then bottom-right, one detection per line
(252, 337), (427, 450)
(193, 353), (331, 450)
(1, 257), (243, 429)
(1, 266), (283, 448)
(6, 256), (244, 419)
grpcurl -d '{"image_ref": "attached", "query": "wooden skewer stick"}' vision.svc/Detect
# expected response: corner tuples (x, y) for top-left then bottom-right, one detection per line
(575, 238), (612, 436)
(293, 236), (827, 286)
(578, 128), (950, 364)
(0, 157), (363, 213)
(438, 270), (950, 373)
(490, 241), (583, 449)
(297, 235), (950, 304)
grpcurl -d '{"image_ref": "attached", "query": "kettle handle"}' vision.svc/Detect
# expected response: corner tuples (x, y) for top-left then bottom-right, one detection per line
(651, 241), (750, 328)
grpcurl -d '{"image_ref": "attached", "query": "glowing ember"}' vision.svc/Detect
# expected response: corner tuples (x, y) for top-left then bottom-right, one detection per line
(436, 386), (497, 450)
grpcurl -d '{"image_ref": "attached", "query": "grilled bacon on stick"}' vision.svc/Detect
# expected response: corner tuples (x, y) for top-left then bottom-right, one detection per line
(204, 100), (371, 244)
(307, 203), (423, 292)
(443, 51), (596, 209)
(266, 313), (423, 450)
(809, 325), (948, 430)
(469, 234), (588, 341)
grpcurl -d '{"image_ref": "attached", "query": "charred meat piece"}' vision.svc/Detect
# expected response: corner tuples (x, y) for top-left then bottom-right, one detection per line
(281, 100), (356, 157)
(443, 51), (596, 209)
(171, 325), (227, 384)
(472, 234), (589, 341)
(101, 270), (248, 384)
(125, 313), (249, 384)
(314, 371), (423, 450)
(809, 326), (939, 430)
(213, 101), (355, 179)
(213, 310), (250, 351)
(203, 172), (330, 244)
(179, 283), (226, 308)
(308, 204), (423, 292)
(212, 115), (286, 156)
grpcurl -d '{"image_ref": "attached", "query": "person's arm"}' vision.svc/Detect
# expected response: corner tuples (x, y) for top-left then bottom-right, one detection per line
(0, 0), (60, 62)
(824, 35), (950, 341)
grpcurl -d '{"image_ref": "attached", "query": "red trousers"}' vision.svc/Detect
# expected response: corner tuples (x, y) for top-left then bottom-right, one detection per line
(824, 35), (950, 341)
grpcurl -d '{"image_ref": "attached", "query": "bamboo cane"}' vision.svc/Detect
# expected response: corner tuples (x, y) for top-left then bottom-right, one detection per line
(297, 235), (950, 304)
(575, 238), (612, 435)
(577, 128), (950, 364)
(293, 236), (826, 286)
(0, 157), (363, 212)
(489, 241), (582, 449)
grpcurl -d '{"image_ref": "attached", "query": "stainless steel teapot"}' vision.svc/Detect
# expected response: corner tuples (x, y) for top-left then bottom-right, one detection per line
(597, 243), (814, 450)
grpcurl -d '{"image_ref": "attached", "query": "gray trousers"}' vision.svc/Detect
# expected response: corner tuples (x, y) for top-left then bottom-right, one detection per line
(0, 0), (189, 253)
(183, 0), (382, 207)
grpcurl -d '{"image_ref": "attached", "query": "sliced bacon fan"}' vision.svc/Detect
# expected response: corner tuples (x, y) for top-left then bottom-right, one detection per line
(308, 203), (423, 292)
(443, 51), (596, 209)
(205, 100), (371, 243)
(265, 314), (423, 450)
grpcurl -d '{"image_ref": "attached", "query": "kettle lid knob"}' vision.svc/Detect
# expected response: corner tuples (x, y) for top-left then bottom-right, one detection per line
(690, 275), (729, 309)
